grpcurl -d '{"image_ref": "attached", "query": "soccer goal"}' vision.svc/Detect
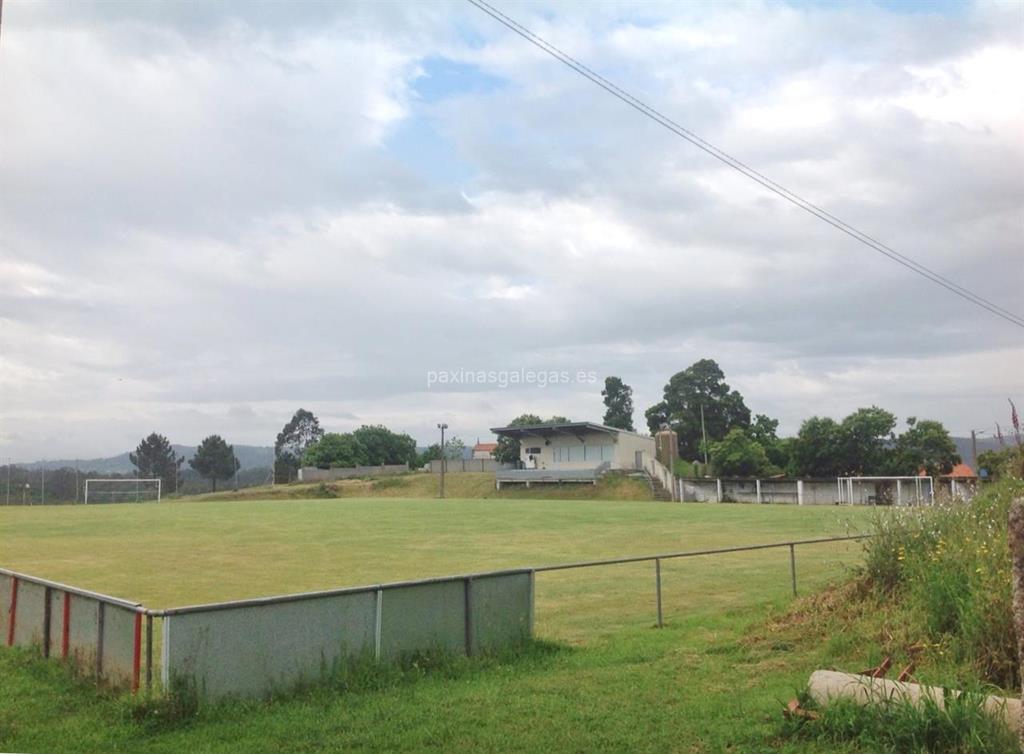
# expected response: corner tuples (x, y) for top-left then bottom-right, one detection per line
(84, 478), (162, 504)
(837, 476), (933, 506)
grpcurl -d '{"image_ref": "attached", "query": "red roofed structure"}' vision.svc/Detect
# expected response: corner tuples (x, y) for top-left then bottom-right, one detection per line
(472, 442), (498, 460)
(943, 463), (977, 480)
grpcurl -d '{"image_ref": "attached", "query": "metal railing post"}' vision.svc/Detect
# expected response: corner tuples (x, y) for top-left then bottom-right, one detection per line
(374, 588), (383, 661)
(146, 614), (154, 692)
(95, 602), (105, 679)
(42, 587), (52, 658)
(655, 558), (663, 628)
(789, 544), (797, 597)
(464, 577), (474, 657)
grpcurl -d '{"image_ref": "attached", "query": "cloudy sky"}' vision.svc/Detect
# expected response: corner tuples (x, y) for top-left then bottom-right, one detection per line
(1, 0), (1021, 462)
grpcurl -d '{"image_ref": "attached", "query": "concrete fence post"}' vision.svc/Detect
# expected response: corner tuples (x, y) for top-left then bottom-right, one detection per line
(1007, 499), (1024, 748)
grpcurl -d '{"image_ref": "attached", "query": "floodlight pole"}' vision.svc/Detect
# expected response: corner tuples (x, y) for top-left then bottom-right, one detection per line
(40, 466), (45, 505)
(438, 423), (448, 499)
(970, 429), (987, 472)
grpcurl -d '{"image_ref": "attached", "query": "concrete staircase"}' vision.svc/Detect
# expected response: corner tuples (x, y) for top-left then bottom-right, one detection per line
(647, 472), (674, 502)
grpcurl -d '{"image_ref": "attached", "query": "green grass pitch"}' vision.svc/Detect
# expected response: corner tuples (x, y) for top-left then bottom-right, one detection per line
(0, 496), (878, 753)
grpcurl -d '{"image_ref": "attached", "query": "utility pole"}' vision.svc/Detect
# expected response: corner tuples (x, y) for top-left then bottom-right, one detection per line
(970, 429), (988, 473)
(437, 423), (448, 499)
(40, 466), (45, 505)
(700, 405), (709, 469)
(5, 458), (9, 505)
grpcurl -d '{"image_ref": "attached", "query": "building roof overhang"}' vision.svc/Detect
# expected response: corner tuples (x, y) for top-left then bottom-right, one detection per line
(489, 421), (621, 442)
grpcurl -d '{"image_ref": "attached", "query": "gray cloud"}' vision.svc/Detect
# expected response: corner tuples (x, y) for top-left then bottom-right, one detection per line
(0, 0), (1020, 461)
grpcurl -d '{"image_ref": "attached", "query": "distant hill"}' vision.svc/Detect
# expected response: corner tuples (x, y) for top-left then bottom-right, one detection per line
(19, 436), (1002, 474)
(21, 445), (275, 473)
(952, 435), (1004, 468)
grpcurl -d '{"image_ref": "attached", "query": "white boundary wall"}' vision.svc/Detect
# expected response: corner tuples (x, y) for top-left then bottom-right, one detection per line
(0, 569), (144, 690)
(298, 465), (409, 482)
(161, 570), (534, 701)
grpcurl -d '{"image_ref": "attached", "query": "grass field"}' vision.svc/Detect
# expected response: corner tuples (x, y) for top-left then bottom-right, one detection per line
(0, 495), (880, 752)
(0, 495), (868, 639)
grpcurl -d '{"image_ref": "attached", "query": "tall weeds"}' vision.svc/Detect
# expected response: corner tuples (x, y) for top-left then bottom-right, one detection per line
(863, 480), (1024, 689)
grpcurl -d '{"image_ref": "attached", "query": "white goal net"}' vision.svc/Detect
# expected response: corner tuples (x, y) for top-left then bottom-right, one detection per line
(84, 478), (162, 504)
(837, 476), (933, 506)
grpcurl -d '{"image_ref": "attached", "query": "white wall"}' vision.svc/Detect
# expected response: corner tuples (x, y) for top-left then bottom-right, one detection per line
(517, 429), (654, 471)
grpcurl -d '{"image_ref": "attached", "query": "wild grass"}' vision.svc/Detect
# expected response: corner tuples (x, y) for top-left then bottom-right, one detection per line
(862, 480), (1023, 689)
(780, 686), (1018, 754)
(186, 471), (656, 503)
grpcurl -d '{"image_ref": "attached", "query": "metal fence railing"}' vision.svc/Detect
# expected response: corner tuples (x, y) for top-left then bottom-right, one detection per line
(532, 534), (870, 628)
(2, 534), (869, 698)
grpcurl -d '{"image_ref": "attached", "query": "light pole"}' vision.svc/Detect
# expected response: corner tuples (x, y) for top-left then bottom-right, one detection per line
(23, 483), (29, 505)
(970, 429), (988, 473)
(437, 423), (448, 499)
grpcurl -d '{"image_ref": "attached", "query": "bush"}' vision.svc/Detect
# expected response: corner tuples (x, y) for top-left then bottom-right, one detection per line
(862, 480), (1023, 689)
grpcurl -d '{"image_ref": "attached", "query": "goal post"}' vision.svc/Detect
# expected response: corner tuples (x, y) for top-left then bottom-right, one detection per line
(837, 476), (933, 506)
(83, 478), (162, 504)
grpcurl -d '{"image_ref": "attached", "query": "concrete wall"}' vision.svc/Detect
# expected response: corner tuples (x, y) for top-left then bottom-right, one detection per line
(298, 464), (409, 482)
(679, 478), (842, 505)
(614, 431), (656, 471)
(0, 570), (142, 690)
(428, 459), (514, 474)
(162, 570), (533, 701)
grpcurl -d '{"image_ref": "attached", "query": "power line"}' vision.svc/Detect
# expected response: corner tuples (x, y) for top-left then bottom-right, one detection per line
(466, 0), (1024, 330)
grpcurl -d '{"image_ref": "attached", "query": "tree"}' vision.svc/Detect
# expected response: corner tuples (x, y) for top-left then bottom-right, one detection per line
(645, 359), (751, 459)
(747, 414), (790, 470)
(352, 425), (418, 466)
(444, 436), (466, 460)
(790, 407), (898, 476)
(601, 376), (635, 431)
(417, 444), (444, 468)
(189, 435), (239, 492)
(887, 418), (959, 476)
(129, 432), (184, 494)
(709, 428), (773, 477)
(493, 414), (543, 464)
(275, 409), (324, 482)
(838, 406), (897, 474)
(789, 416), (845, 477)
(303, 433), (367, 468)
